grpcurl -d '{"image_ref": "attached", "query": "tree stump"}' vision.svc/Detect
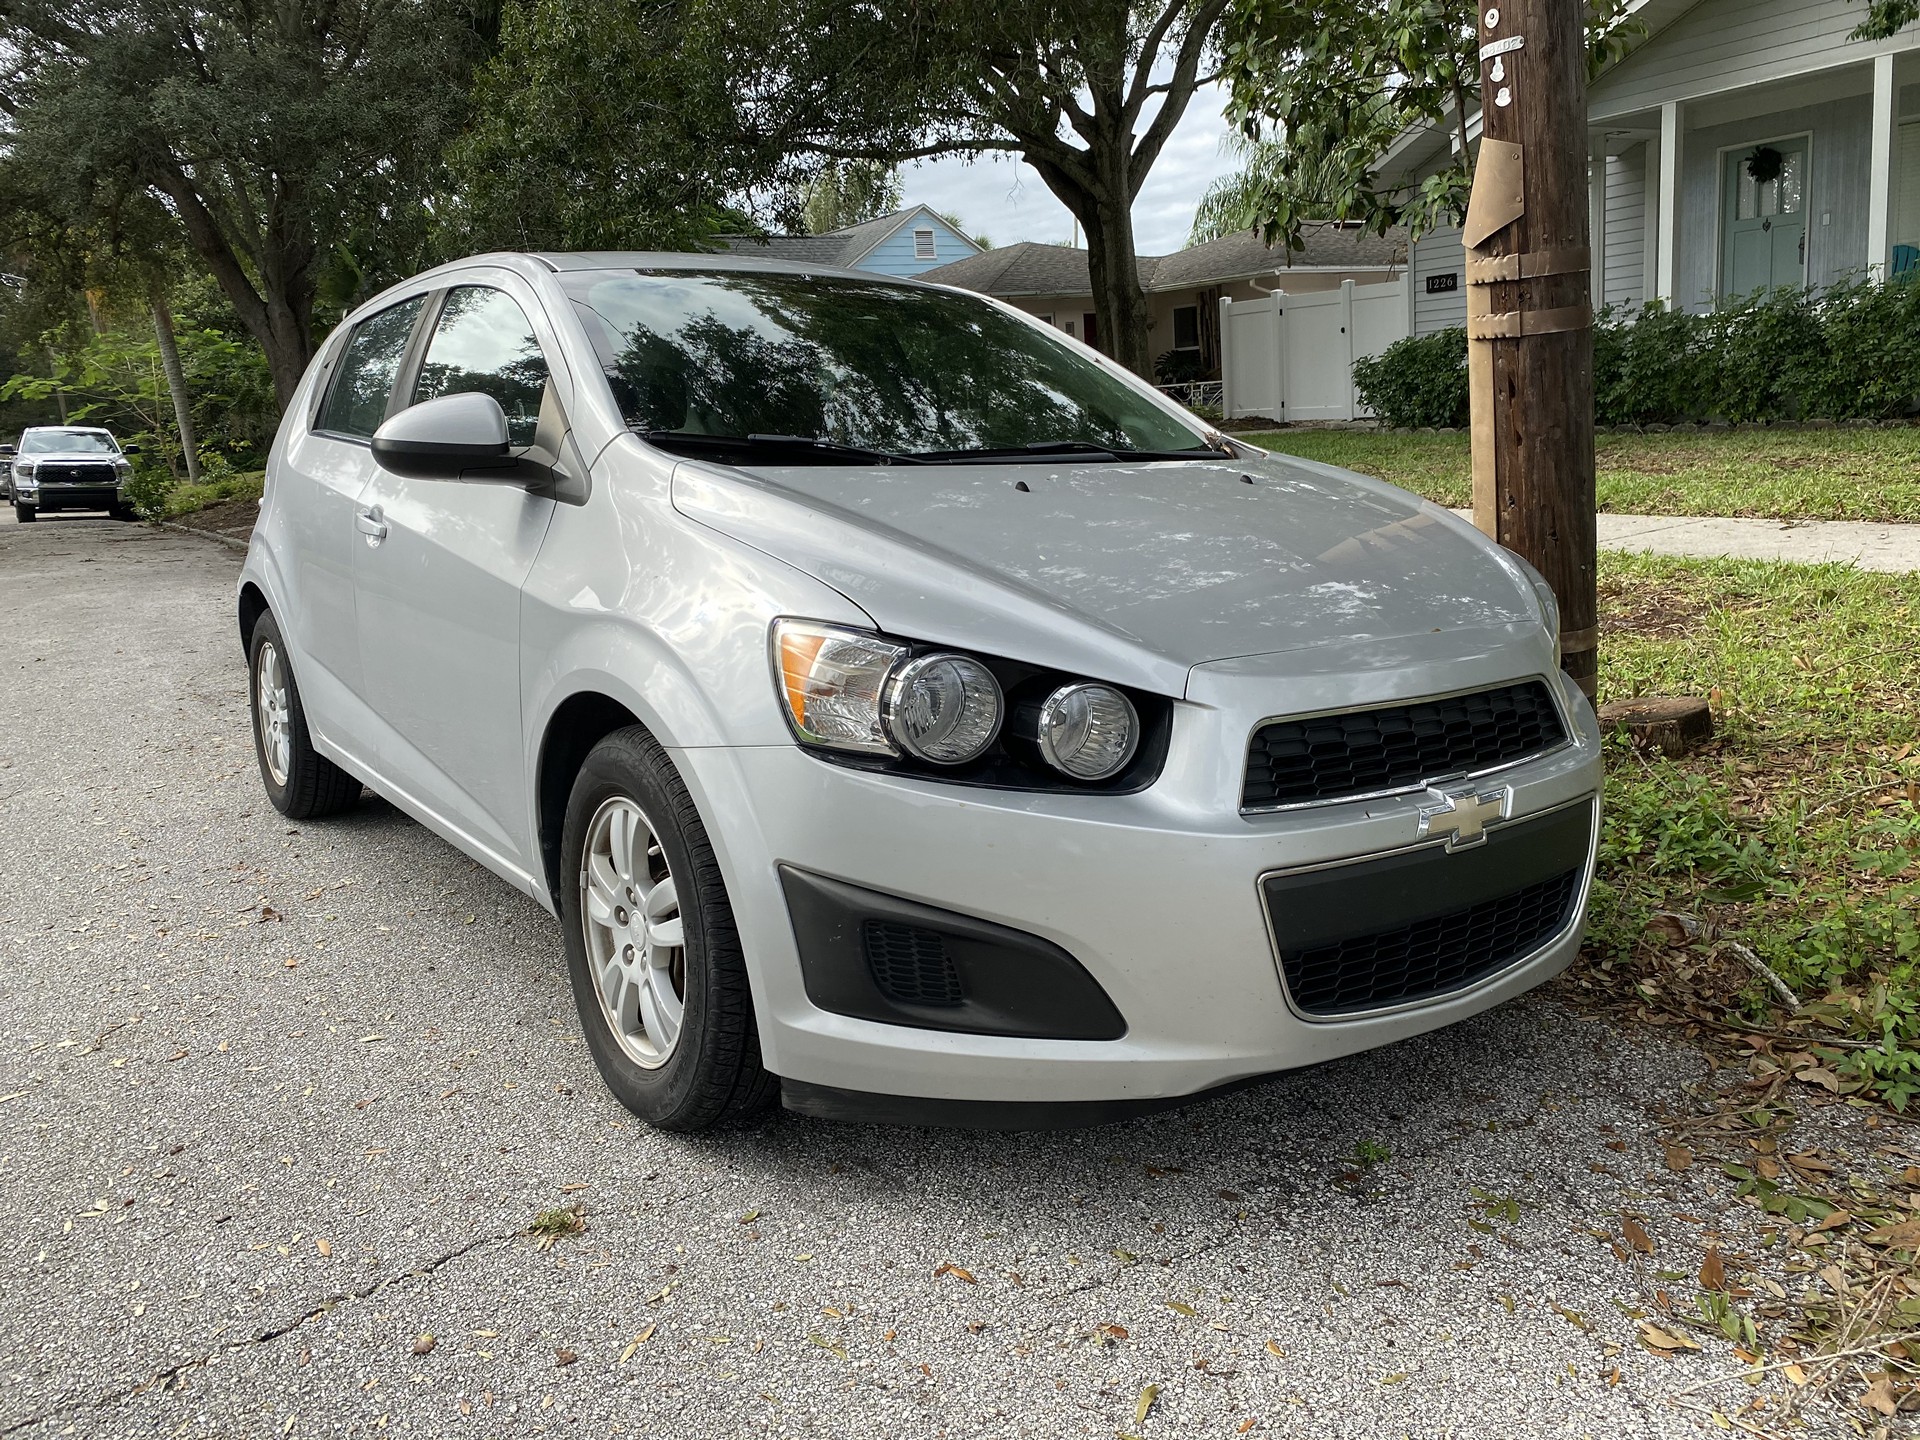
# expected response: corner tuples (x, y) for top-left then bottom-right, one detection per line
(1597, 697), (1714, 757)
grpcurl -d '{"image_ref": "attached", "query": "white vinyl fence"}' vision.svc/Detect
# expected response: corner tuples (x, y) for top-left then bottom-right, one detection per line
(1220, 276), (1411, 423)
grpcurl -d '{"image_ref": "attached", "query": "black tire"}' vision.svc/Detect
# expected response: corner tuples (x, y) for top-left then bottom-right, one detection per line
(109, 500), (137, 522)
(247, 611), (361, 820)
(559, 726), (775, 1131)
(14, 503), (34, 523)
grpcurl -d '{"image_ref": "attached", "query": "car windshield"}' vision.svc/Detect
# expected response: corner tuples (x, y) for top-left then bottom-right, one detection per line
(561, 269), (1212, 462)
(21, 430), (116, 455)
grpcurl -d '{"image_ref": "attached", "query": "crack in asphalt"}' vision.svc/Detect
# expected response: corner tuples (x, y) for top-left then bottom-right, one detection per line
(0, 1229), (522, 1436)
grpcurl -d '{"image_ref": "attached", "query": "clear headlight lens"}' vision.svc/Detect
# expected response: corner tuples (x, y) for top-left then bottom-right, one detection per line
(772, 620), (905, 755)
(1036, 683), (1138, 781)
(884, 654), (1002, 764)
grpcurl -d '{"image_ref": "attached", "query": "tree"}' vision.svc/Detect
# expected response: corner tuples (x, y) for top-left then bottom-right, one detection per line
(725, 0), (1232, 376)
(1217, 0), (1635, 249)
(0, 0), (483, 409)
(443, 0), (758, 254)
(802, 162), (903, 234)
(1189, 133), (1351, 243)
(1852, 1), (1919, 36)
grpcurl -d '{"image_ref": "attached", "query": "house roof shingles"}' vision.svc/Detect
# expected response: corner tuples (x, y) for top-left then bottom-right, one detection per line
(714, 206), (958, 269)
(919, 222), (1408, 298)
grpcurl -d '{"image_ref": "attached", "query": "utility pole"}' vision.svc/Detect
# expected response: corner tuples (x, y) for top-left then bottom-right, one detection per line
(1462, 0), (1598, 698)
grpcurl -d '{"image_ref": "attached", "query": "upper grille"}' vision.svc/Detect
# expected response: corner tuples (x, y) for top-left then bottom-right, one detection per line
(44, 462), (117, 483)
(1243, 680), (1566, 809)
(1277, 868), (1579, 1016)
(863, 920), (964, 1008)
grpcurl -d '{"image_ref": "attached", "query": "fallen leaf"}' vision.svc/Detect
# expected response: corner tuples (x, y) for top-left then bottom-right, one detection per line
(315, 1238), (332, 1257)
(554, 1348), (576, 1366)
(1782, 1363), (1809, 1386)
(740, 1209), (760, 1224)
(1860, 1377), (1900, 1417)
(1164, 1300), (1197, 1317)
(1094, 1324), (1128, 1345)
(412, 1334), (436, 1356)
(933, 1263), (976, 1284)
(1264, 1339), (1285, 1360)
(1135, 1383), (1159, 1426)
(1699, 1247), (1726, 1291)
(1237, 1421), (1257, 1434)
(807, 1333), (848, 1361)
(618, 1324), (656, 1361)
(1637, 1322), (1701, 1353)
(1664, 1146), (1694, 1171)
(1622, 1218), (1654, 1254)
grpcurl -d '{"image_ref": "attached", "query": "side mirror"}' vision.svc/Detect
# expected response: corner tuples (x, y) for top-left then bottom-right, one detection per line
(371, 392), (517, 480)
(120, 441), (141, 455)
(0, 446), (14, 459)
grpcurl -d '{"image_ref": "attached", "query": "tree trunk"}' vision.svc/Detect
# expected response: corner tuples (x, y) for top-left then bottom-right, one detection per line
(45, 346), (68, 423)
(1079, 193), (1156, 377)
(151, 291), (202, 486)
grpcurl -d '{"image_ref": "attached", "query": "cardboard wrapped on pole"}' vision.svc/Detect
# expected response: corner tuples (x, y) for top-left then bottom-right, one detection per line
(1463, 141), (1525, 535)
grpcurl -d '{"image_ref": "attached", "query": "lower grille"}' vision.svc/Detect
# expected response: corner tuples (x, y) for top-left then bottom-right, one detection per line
(1277, 869), (1578, 1015)
(863, 921), (964, 1008)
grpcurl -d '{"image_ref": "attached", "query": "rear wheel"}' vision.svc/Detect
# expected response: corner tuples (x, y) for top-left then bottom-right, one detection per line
(248, 612), (361, 819)
(560, 727), (774, 1131)
(13, 502), (34, 523)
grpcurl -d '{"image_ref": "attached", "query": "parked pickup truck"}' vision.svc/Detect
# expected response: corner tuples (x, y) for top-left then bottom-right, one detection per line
(5, 426), (139, 522)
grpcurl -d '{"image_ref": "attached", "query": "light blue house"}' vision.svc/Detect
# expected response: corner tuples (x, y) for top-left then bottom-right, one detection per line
(715, 205), (983, 278)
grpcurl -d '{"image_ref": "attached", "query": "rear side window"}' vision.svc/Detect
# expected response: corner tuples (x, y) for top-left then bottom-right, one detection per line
(316, 297), (425, 439)
(411, 286), (551, 448)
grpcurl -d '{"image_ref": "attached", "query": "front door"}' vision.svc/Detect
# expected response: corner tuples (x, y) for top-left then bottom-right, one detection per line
(1722, 140), (1809, 298)
(352, 281), (559, 879)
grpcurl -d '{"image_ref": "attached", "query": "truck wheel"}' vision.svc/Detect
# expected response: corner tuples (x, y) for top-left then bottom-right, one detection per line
(14, 503), (34, 523)
(560, 726), (775, 1132)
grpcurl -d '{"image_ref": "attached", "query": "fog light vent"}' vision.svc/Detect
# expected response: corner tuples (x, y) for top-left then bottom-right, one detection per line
(862, 921), (964, 1008)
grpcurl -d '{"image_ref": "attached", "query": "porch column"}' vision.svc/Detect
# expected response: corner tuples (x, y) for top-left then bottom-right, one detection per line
(1868, 53), (1897, 278)
(1656, 100), (1682, 303)
(1589, 140), (1609, 309)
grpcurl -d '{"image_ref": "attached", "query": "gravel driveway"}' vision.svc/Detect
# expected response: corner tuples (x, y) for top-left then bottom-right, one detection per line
(0, 513), (1778, 1438)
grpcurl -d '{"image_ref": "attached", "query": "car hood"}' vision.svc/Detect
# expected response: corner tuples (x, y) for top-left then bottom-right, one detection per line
(22, 451), (121, 463)
(670, 452), (1543, 696)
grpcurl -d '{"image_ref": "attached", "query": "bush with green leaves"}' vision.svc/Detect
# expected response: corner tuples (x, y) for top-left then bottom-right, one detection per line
(1352, 326), (1467, 429)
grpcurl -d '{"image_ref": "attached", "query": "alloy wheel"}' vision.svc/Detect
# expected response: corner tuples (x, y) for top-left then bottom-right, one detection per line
(579, 796), (687, 1068)
(256, 640), (291, 787)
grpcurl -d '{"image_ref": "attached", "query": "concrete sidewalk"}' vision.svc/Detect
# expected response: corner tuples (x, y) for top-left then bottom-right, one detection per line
(1453, 509), (1920, 572)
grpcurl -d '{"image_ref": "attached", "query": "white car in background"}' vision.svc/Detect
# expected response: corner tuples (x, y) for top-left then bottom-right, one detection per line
(238, 252), (1602, 1132)
(5, 426), (138, 522)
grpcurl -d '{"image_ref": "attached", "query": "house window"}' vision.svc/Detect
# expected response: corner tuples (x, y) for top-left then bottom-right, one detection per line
(1171, 305), (1200, 351)
(914, 228), (937, 260)
(1036, 312), (1054, 325)
(1063, 319), (1076, 337)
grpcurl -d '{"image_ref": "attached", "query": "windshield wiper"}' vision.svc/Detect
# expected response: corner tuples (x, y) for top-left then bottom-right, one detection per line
(638, 430), (928, 466)
(910, 439), (1228, 463)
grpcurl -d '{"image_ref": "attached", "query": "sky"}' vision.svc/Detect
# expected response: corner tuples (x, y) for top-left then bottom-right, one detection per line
(900, 83), (1242, 257)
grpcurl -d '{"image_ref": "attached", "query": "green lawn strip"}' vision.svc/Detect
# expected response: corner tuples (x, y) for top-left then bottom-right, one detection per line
(1590, 553), (1920, 1107)
(1244, 428), (1920, 524)
(157, 470), (265, 520)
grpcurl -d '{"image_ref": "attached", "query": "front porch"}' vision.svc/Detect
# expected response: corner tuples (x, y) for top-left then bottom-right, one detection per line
(1588, 15), (1920, 311)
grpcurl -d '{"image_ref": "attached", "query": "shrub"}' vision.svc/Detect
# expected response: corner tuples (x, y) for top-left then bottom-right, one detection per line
(1154, 348), (1207, 385)
(1353, 327), (1467, 429)
(1594, 303), (1710, 425)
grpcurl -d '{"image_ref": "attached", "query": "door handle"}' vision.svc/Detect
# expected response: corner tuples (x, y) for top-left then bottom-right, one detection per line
(355, 506), (387, 542)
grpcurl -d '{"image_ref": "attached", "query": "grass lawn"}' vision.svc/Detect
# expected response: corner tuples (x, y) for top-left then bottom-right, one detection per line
(1244, 427), (1920, 524)
(1591, 552), (1920, 1104)
(157, 469), (264, 519)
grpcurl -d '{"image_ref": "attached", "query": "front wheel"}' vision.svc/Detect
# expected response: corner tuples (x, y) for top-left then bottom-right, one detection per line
(247, 612), (361, 819)
(109, 500), (137, 522)
(560, 727), (774, 1131)
(13, 502), (34, 523)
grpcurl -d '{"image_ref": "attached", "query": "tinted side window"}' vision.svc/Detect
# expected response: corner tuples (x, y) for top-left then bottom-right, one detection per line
(412, 287), (551, 448)
(316, 297), (425, 439)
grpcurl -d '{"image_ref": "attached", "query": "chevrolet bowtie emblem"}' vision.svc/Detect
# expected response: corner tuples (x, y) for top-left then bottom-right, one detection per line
(1417, 783), (1514, 851)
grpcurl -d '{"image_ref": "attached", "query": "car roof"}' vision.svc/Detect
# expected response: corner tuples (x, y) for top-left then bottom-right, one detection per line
(23, 425), (111, 434)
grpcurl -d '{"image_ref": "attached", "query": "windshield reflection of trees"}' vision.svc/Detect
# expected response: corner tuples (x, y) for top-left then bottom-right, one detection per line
(599, 276), (1189, 454)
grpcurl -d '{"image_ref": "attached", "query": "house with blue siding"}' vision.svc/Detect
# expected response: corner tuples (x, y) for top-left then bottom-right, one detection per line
(714, 205), (983, 278)
(1379, 0), (1920, 337)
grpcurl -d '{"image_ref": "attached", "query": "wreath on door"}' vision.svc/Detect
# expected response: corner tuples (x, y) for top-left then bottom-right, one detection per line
(1745, 146), (1784, 185)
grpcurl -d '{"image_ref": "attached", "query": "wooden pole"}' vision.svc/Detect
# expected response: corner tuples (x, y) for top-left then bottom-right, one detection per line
(1464, 0), (1598, 698)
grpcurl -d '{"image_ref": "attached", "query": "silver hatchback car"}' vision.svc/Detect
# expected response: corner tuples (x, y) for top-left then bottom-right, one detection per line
(240, 252), (1602, 1131)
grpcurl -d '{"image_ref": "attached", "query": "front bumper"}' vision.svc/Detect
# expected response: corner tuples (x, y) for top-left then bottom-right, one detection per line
(675, 645), (1603, 1119)
(19, 480), (125, 509)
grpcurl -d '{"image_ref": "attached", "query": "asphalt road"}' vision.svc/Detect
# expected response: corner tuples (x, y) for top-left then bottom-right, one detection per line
(0, 512), (1784, 1438)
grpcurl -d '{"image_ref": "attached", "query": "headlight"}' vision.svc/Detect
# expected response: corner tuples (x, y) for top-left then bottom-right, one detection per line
(883, 653), (1001, 764)
(1036, 683), (1138, 781)
(772, 620), (905, 755)
(115, 457), (132, 474)
(14, 459), (34, 477)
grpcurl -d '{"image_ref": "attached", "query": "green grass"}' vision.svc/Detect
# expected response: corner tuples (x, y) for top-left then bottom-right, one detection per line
(157, 470), (264, 519)
(1244, 427), (1920, 523)
(1591, 553), (1920, 1106)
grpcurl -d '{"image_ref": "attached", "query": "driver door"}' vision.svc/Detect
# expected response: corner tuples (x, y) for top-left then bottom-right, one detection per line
(351, 278), (562, 882)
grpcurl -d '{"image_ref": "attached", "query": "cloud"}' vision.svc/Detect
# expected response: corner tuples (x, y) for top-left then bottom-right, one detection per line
(905, 83), (1238, 257)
